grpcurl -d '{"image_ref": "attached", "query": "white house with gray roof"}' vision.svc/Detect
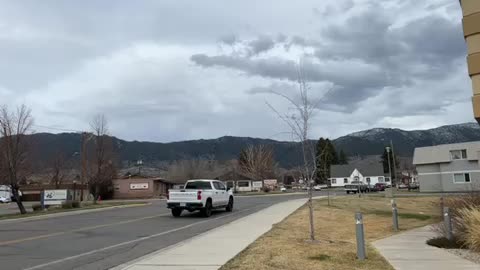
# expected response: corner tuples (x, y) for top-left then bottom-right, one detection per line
(413, 141), (480, 192)
(329, 163), (389, 187)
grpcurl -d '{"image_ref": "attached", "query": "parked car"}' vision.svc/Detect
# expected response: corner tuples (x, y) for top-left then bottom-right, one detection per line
(313, 185), (322, 191)
(345, 181), (368, 194)
(397, 183), (408, 189)
(280, 187), (287, 192)
(167, 180), (234, 217)
(408, 182), (420, 191)
(374, 183), (387, 191)
(0, 196), (11, 203)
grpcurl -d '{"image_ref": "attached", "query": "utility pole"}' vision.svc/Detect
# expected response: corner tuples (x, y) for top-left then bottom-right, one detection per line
(81, 132), (88, 201)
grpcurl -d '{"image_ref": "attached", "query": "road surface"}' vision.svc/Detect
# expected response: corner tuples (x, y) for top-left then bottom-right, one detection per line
(0, 191), (329, 270)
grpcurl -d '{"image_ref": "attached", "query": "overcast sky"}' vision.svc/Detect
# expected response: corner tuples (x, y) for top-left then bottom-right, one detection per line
(0, 0), (472, 142)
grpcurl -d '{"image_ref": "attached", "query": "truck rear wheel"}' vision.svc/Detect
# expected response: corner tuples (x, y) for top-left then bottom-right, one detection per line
(202, 200), (212, 217)
(226, 197), (234, 212)
(171, 208), (182, 217)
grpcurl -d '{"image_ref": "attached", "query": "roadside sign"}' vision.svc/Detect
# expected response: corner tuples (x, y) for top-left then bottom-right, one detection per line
(130, 183), (149, 190)
(43, 189), (68, 205)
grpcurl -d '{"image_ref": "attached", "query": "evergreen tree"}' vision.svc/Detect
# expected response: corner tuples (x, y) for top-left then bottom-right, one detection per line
(381, 148), (399, 174)
(338, 150), (348, 164)
(315, 138), (339, 183)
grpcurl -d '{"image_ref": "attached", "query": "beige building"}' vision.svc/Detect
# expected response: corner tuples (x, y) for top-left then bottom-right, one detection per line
(461, 0), (480, 121)
(112, 177), (176, 199)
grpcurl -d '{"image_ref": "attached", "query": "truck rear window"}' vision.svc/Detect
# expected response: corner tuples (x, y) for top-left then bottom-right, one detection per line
(185, 181), (213, 190)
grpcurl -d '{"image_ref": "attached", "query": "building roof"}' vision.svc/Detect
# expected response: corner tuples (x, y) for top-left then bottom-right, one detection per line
(413, 141), (480, 165)
(331, 163), (385, 178)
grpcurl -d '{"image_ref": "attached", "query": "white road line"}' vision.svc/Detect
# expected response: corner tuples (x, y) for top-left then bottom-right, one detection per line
(23, 208), (254, 270)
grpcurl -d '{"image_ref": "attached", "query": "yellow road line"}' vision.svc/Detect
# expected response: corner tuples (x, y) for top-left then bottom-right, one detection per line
(0, 212), (169, 246)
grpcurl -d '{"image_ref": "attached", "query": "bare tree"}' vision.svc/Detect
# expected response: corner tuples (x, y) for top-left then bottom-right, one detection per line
(88, 114), (115, 203)
(266, 67), (330, 241)
(238, 144), (276, 188)
(50, 152), (66, 189)
(0, 105), (33, 214)
(167, 157), (219, 182)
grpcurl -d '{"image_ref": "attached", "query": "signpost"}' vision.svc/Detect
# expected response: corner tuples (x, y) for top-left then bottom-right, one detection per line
(43, 189), (68, 206)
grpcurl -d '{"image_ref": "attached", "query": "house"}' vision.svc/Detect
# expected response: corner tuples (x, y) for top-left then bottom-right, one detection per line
(329, 163), (389, 187)
(112, 177), (177, 199)
(413, 141), (480, 192)
(216, 171), (262, 192)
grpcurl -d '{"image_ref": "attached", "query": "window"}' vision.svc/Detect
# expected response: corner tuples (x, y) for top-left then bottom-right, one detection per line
(354, 176), (359, 181)
(454, 173), (471, 183)
(451, 149), (467, 160)
(378, 177), (385, 183)
(344, 178), (348, 184)
(216, 181), (226, 190)
(331, 179), (337, 184)
(385, 177), (391, 182)
(237, 181), (250, 187)
(185, 181), (213, 190)
(366, 177), (371, 183)
(213, 182), (226, 190)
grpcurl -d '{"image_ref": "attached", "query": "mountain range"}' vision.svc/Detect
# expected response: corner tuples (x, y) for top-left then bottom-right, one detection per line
(28, 122), (480, 169)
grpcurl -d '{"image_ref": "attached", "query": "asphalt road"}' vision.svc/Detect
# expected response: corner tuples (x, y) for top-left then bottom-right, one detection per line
(0, 191), (328, 270)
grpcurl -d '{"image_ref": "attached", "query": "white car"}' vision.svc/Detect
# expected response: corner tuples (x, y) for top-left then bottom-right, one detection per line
(0, 196), (11, 203)
(280, 187), (287, 192)
(167, 180), (234, 217)
(313, 185), (322, 191)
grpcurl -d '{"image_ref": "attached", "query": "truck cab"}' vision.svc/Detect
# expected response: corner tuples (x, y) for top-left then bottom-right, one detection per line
(167, 180), (234, 217)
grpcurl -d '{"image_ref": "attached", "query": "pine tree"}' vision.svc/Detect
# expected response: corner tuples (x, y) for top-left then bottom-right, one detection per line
(338, 150), (348, 164)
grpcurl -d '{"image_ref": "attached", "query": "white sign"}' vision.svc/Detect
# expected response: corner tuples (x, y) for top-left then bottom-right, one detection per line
(44, 189), (68, 205)
(264, 179), (278, 188)
(130, 183), (149, 190)
(252, 181), (263, 188)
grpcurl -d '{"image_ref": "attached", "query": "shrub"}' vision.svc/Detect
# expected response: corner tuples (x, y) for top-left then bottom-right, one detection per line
(32, 203), (43, 212)
(262, 186), (271, 193)
(434, 192), (480, 241)
(61, 201), (73, 209)
(457, 207), (480, 252)
(71, 201), (81, 208)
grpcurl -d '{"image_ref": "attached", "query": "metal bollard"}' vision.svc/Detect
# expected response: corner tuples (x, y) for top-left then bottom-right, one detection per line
(355, 212), (366, 260)
(444, 207), (453, 241)
(392, 199), (399, 231)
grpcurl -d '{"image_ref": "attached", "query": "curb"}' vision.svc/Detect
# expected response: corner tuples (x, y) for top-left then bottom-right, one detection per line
(0, 203), (150, 224)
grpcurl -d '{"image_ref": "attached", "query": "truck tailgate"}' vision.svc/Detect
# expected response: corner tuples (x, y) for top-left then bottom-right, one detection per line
(168, 190), (199, 203)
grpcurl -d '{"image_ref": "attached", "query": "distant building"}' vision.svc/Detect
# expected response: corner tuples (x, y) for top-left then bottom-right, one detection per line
(413, 141), (480, 192)
(112, 177), (177, 199)
(216, 171), (262, 192)
(329, 163), (389, 187)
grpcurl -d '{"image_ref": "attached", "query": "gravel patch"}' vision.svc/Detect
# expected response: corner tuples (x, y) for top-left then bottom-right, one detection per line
(447, 249), (480, 264)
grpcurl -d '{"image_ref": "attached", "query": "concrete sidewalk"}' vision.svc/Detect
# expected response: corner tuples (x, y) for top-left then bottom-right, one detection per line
(374, 225), (479, 270)
(114, 197), (318, 270)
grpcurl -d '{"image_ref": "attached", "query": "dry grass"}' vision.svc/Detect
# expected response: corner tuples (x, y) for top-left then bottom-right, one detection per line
(457, 207), (480, 252)
(222, 196), (441, 270)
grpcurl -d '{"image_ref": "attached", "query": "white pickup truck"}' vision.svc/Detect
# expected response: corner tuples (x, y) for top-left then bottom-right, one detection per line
(167, 179), (234, 217)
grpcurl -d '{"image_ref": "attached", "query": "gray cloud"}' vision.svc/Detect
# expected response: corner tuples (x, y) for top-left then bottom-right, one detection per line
(0, 0), (473, 143)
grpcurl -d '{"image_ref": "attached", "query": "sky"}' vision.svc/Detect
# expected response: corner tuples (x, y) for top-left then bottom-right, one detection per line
(0, 0), (473, 142)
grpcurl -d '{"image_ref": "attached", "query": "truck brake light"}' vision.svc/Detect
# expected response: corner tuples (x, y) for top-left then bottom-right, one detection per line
(197, 190), (202, 200)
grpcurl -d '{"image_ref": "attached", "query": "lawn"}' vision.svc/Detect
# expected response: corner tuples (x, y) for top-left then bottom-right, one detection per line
(0, 201), (148, 221)
(222, 196), (442, 270)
